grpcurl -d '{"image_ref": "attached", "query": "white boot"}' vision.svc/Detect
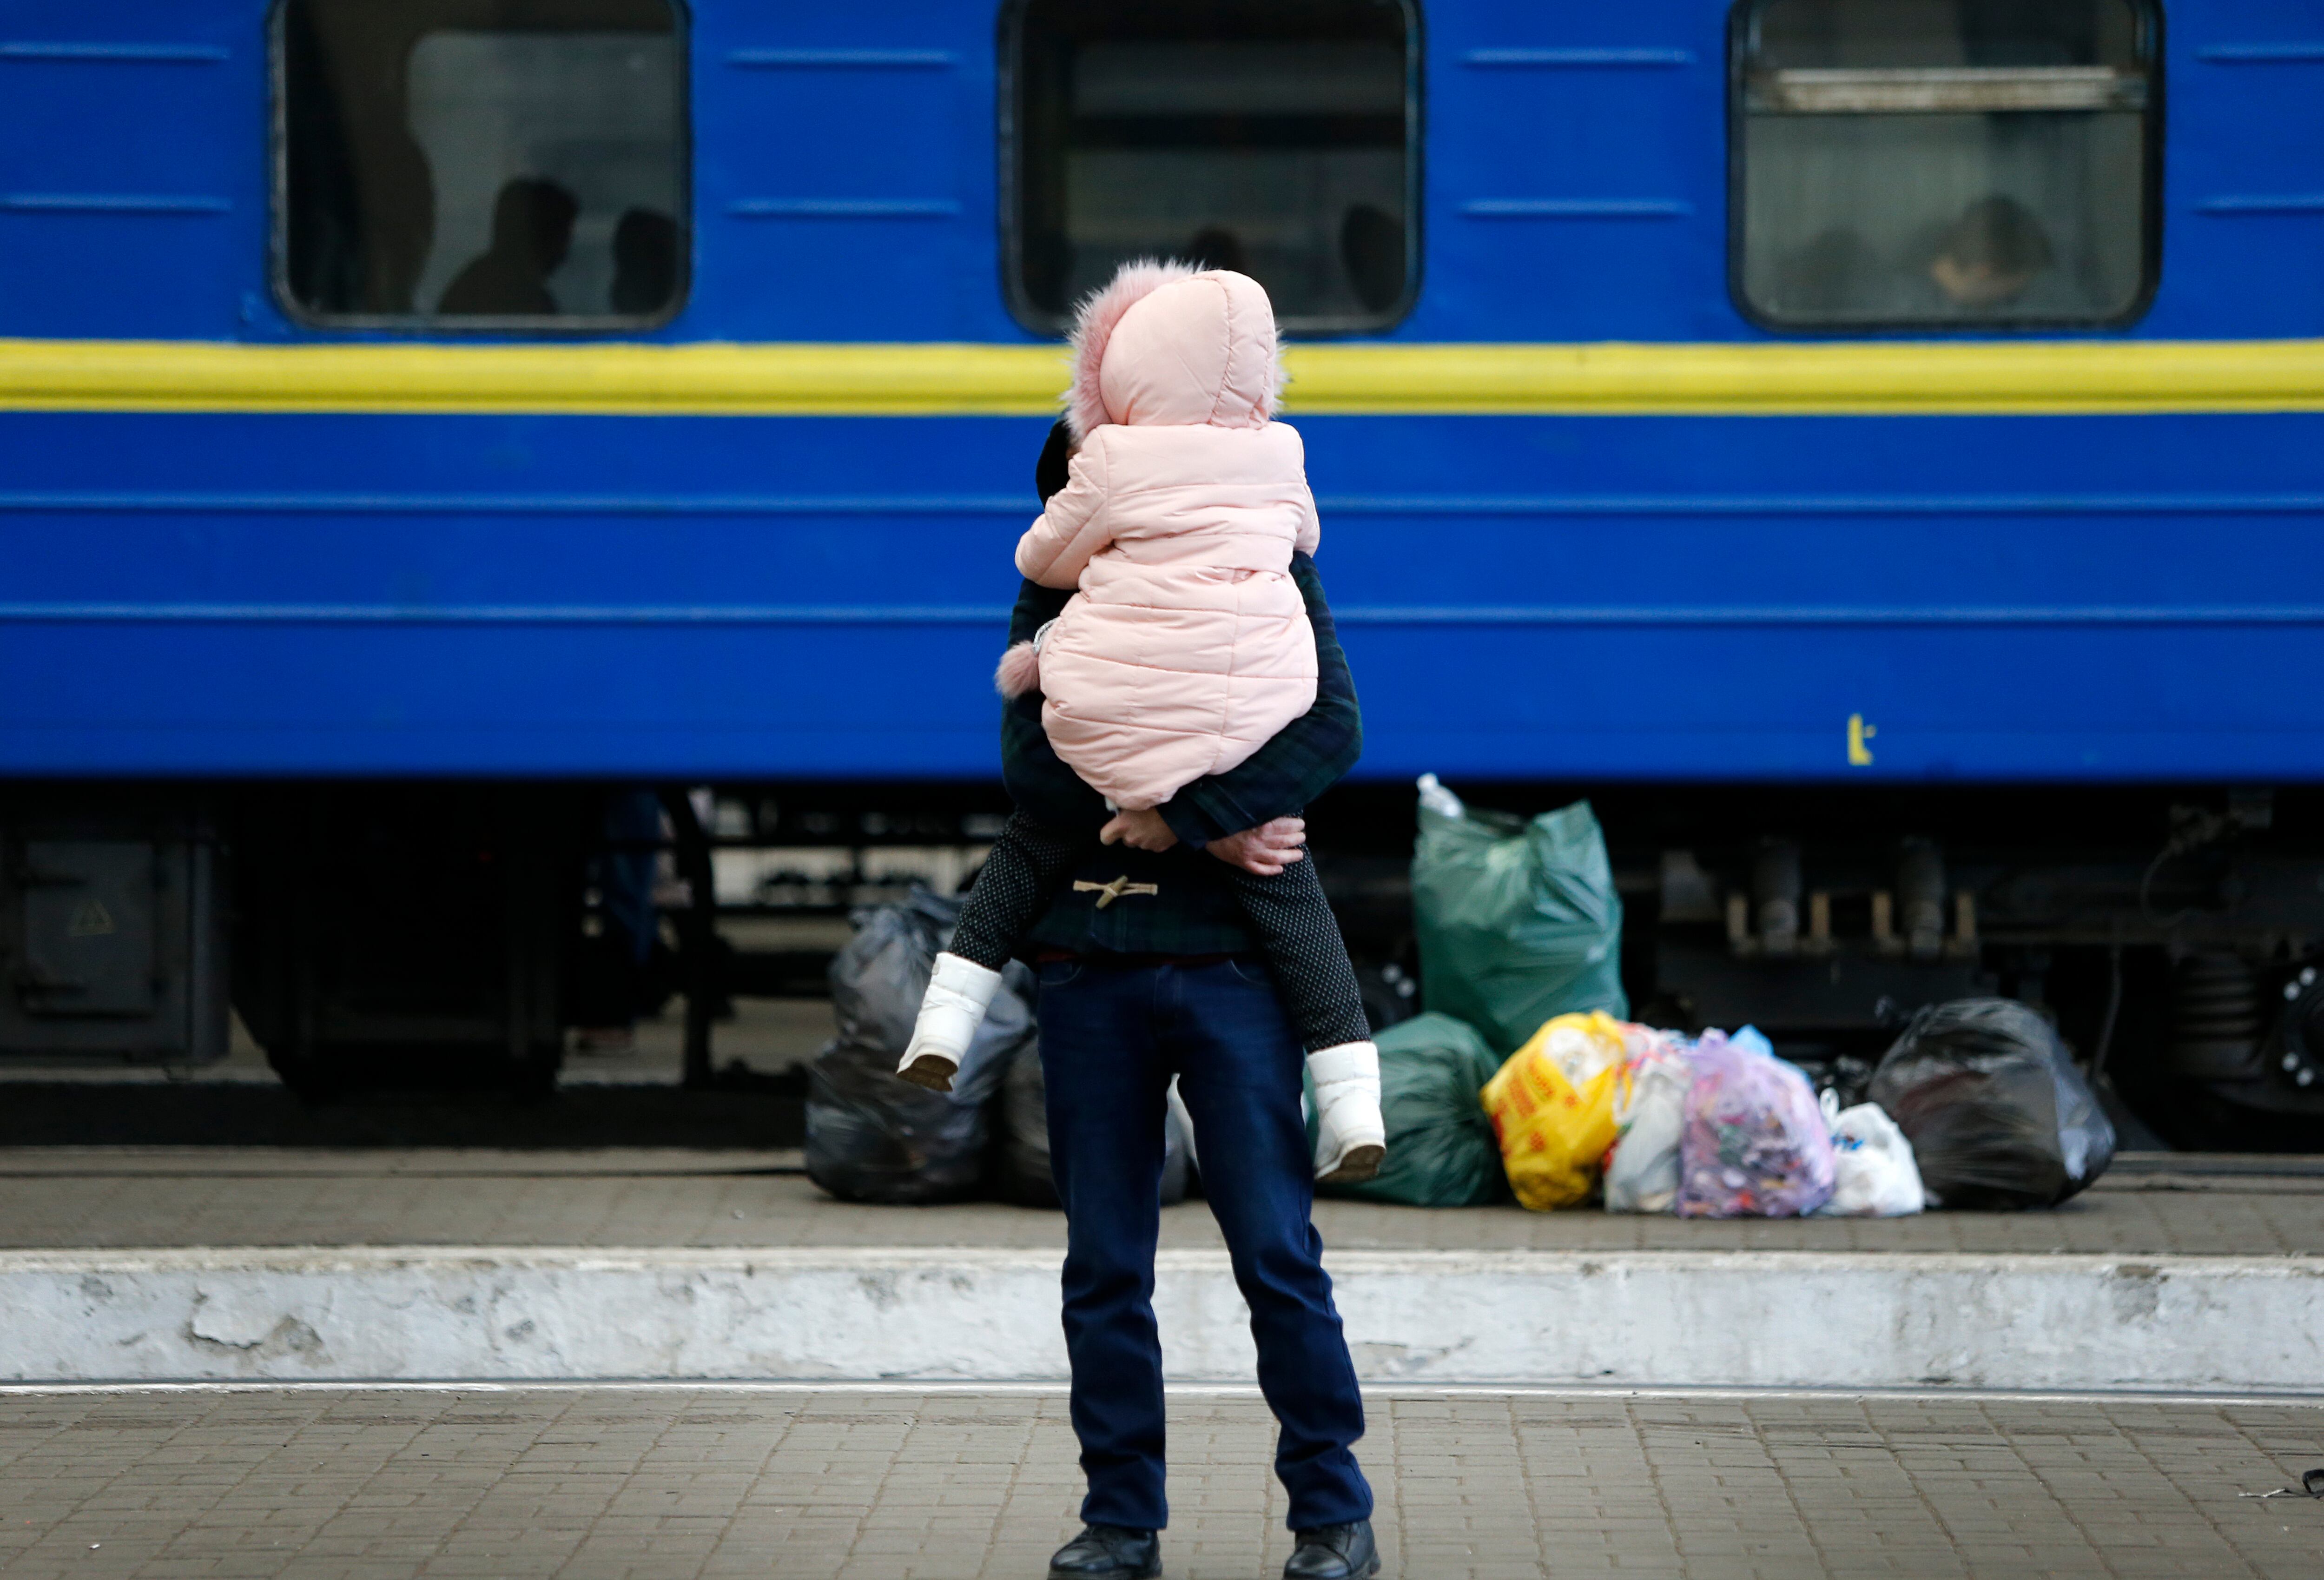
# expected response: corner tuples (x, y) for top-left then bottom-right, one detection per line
(896, 952), (1003, 1093)
(1310, 1041), (1385, 1184)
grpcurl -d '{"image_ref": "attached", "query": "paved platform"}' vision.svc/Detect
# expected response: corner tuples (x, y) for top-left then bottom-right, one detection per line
(4, 1149), (2321, 1257)
(3, 1383), (2321, 1579)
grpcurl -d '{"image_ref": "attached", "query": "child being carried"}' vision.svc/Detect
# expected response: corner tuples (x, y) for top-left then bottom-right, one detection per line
(893, 260), (1385, 1184)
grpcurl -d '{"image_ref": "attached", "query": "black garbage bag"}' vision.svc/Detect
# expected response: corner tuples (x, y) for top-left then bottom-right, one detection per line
(806, 889), (1033, 1204)
(992, 1041), (1055, 1207)
(993, 1039), (1191, 1210)
(1867, 998), (2116, 1210)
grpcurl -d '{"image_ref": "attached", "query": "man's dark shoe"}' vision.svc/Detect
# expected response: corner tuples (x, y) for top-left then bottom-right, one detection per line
(1284, 1519), (1380, 1579)
(1047, 1523), (1161, 1579)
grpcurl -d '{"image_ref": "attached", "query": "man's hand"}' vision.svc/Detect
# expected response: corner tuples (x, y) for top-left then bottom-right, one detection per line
(1098, 807), (1178, 852)
(1207, 817), (1307, 877)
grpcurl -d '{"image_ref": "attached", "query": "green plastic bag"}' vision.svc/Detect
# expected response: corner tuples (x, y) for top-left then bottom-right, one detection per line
(1308, 1013), (1511, 1207)
(1412, 781), (1627, 1054)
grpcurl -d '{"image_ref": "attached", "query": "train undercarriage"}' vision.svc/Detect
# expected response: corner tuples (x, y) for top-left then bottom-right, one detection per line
(3, 780), (2319, 1152)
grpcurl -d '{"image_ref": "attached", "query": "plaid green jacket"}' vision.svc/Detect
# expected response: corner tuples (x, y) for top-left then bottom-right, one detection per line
(1003, 551), (1364, 957)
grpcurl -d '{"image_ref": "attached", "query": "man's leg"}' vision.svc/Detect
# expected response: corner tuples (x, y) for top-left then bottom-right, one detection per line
(1165, 961), (1373, 1530)
(1038, 960), (1173, 1531)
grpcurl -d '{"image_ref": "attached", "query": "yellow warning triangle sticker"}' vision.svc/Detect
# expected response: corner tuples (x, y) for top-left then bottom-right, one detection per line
(67, 899), (115, 937)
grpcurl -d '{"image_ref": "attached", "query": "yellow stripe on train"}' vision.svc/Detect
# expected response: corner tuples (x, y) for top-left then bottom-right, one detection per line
(2, 337), (2323, 416)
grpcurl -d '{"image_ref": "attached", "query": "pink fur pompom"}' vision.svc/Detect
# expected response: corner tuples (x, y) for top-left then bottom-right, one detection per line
(1064, 258), (1196, 441)
(994, 640), (1043, 700)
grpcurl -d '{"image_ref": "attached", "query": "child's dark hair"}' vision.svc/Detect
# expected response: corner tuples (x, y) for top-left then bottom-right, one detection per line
(1036, 418), (1073, 503)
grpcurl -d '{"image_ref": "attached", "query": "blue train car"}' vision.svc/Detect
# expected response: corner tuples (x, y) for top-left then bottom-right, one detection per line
(3, 0), (2320, 1137)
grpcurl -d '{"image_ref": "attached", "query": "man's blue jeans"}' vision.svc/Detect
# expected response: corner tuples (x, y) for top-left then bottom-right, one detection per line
(1036, 956), (1373, 1532)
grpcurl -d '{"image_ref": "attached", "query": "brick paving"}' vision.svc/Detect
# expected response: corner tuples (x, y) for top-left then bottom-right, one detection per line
(1, 1386), (2322, 1579)
(3, 1151), (2321, 1259)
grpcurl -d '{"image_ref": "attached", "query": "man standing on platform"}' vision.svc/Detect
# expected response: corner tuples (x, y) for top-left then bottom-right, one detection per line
(1000, 497), (1381, 1580)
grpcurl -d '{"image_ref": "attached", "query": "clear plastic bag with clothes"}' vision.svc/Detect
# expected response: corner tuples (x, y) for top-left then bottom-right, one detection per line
(1813, 1088), (1927, 1217)
(1604, 1027), (1695, 1214)
(1675, 1028), (1837, 1218)
(1865, 997), (2115, 1210)
(806, 889), (1032, 1205)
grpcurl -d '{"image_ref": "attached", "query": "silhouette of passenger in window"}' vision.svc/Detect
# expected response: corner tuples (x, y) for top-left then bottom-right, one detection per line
(1340, 204), (1404, 315)
(1927, 195), (2055, 310)
(610, 207), (680, 317)
(439, 178), (580, 316)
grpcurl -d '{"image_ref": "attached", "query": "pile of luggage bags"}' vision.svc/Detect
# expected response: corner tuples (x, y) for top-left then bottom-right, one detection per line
(808, 780), (2115, 1215)
(806, 887), (1191, 1207)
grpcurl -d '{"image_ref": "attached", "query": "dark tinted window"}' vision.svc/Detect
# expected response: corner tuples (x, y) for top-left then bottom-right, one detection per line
(1735, 0), (2154, 328)
(278, 0), (685, 325)
(1009, 0), (1417, 334)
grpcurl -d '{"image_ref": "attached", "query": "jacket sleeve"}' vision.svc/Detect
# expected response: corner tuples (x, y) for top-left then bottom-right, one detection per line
(1286, 425), (1321, 555)
(999, 578), (1110, 829)
(1013, 438), (1114, 589)
(1293, 476), (1321, 556)
(1156, 551), (1362, 849)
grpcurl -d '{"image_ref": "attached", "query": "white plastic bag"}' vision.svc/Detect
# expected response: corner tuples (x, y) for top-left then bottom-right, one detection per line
(1604, 1031), (1692, 1214)
(1814, 1088), (1927, 1217)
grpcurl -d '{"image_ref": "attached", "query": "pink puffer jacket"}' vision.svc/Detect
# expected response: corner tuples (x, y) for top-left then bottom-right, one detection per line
(1007, 263), (1320, 813)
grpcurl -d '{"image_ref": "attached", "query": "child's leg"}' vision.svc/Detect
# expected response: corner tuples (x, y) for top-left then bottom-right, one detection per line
(1229, 858), (1386, 1183)
(898, 811), (1084, 1091)
(947, 811), (1083, 972)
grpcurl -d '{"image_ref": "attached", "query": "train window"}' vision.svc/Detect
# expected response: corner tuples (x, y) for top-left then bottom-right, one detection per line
(1734, 0), (2156, 328)
(276, 0), (686, 326)
(1006, 0), (1418, 335)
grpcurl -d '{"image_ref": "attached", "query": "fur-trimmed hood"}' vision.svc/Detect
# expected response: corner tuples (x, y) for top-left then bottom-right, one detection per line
(1063, 260), (1285, 441)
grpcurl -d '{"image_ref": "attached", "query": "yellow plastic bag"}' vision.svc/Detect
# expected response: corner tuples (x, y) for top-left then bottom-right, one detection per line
(1482, 1011), (1632, 1211)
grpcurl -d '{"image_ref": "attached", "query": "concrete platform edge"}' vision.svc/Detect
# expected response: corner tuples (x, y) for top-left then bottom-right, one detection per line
(6, 1246), (2317, 1391)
